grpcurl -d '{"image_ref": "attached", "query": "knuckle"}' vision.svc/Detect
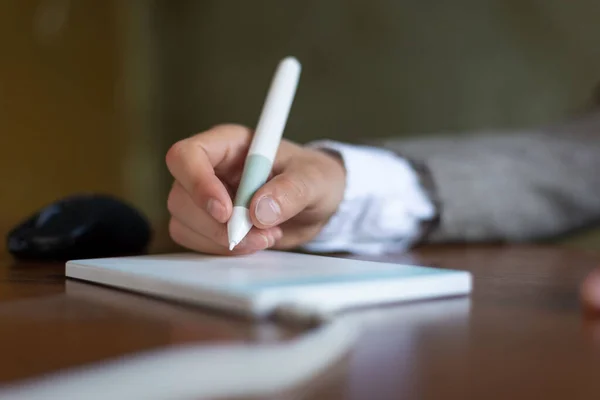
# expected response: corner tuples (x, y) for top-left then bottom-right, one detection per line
(166, 184), (181, 216)
(277, 174), (310, 206)
(304, 162), (326, 184)
(210, 223), (228, 245)
(210, 123), (250, 134)
(208, 124), (253, 143)
(210, 123), (242, 131)
(165, 140), (186, 169)
(166, 191), (176, 216)
(189, 180), (207, 207)
(168, 218), (184, 245)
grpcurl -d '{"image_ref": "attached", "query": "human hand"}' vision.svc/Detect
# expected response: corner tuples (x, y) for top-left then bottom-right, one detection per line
(165, 124), (346, 255)
(581, 267), (600, 313)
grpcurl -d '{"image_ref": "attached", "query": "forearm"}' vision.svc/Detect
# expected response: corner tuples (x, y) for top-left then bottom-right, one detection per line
(378, 110), (600, 243)
(303, 110), (600, 255)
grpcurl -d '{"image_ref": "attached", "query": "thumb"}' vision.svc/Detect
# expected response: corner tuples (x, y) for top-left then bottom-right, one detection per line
(249, 167), (318, 229)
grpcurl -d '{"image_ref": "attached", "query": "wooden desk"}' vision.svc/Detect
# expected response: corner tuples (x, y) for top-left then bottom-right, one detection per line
(1, 245), (600, 399)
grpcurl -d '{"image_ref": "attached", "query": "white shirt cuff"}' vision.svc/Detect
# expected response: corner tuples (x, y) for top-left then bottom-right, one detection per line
(302, 140), (436, 255)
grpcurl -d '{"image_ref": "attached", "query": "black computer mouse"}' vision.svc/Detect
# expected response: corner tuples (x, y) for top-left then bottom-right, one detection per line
(6, 193), (152, 261)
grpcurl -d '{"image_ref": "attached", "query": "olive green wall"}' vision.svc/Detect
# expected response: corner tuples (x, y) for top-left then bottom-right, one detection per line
(153, 0), (600, 146)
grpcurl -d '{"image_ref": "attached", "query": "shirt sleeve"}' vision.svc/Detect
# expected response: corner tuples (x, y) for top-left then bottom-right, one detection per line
(301, 140), (438, 255)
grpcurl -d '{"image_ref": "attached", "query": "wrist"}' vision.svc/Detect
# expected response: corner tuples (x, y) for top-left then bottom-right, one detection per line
(312, 146), (347, 217)
(301, 140), (438, 255)
(317, 147), (346, 186)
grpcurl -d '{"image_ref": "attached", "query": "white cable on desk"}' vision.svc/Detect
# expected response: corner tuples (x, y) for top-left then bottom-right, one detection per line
(0, 316), (358, 400)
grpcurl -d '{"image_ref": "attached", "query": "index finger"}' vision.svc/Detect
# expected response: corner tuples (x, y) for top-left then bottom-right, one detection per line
(165, 124), (252, 223)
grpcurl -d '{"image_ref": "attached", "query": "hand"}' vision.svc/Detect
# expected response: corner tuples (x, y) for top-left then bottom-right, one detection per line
(581, 267), (600, 314)
(165, 124), (346, 255)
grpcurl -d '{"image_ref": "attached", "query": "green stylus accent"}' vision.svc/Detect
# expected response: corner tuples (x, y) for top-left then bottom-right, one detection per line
(234, 154), (273, 207)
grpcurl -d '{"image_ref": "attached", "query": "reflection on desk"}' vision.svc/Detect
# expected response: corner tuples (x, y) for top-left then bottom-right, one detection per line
(0, 245), (599, 399)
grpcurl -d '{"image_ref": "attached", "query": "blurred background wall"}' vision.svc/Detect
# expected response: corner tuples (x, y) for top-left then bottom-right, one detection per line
(153, 0), (600, 142)
(2, 0), (600, 257)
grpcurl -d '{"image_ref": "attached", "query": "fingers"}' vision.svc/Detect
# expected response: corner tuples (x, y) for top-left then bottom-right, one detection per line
(167, 181), (229, 244)
(168, 181), (283, 255)
(165, 124), (344, 254)
(165, 124), (253, 223)
(169, 218), (281, 256)
(270, 224), (325, 250)
(165, 139), (230, 223)
(249, 162), (322, 229)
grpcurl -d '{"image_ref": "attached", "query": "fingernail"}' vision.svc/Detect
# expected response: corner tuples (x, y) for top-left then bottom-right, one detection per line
(255, 196), (281, 226)
(237, 232), (270, 250)
(235, 237), (248, 249)
(272, 227), (283, 241)
(207, 198), (226, 222)
(260, 232), (272, 248)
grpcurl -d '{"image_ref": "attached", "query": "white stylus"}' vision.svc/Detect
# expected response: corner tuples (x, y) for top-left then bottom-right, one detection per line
(227, 56), (301, 250)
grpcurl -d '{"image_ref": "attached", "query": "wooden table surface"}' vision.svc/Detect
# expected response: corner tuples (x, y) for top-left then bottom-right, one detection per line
(1, 244), (600, 399)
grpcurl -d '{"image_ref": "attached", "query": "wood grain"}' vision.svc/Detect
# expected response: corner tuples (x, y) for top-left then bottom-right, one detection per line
(0, 245), (599, 399)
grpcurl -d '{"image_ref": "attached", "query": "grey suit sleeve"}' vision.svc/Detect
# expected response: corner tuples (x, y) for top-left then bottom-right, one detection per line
(373, 111), (600, 243)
